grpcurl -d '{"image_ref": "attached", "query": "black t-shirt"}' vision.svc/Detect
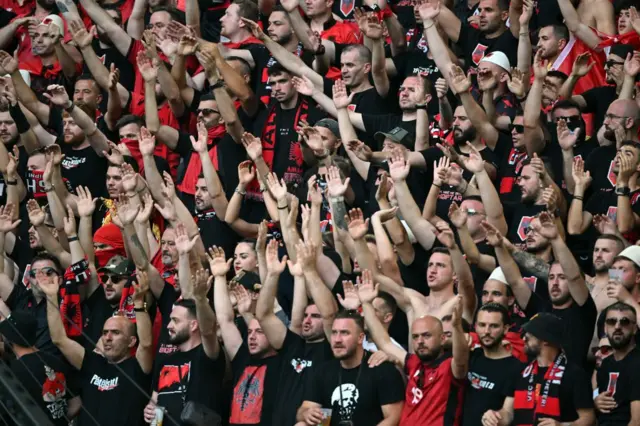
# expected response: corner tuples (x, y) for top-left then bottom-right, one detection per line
(154, 344), (227, 426)
(10, 351), (78, 426)
(504, 203), (547, 250)
(463, 349), (524, 426)
(272, 330), (334, 425)
(88, 38), (135, 92)
(596, 348), (640, 425)
(5, 285), (57, 355)
(457, 25), (518, 70)
(230, 343), (283, 426)
(525, 295), (598, 368)
(60, 143), (109, 198)
(585, 145), (617, 194)
(512, 361), (594, 423)
(492, 131), (527, 205)
(305, 355), (405, 426)
(155, 282), (180, 360)
(78, 352), (151, 426)
(194, 209), (238, 257)
(581, 86), (617, 134)
(82, 285), (118, 348)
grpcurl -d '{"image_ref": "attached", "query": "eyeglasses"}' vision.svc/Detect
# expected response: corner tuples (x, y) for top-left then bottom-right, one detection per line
(99, 274), (128, 284)
(197, 108), (220, 116)
(605, 317), (636, 327)
(591, 345), (612, 356)
(604, 60), (625, 68)
(28, 267), (59, 279)
(605, 113), (627, 121)
(509, 124), (524, 134)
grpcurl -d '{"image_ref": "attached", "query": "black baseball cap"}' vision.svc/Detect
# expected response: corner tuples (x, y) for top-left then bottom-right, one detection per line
(98, 255), (136, 276)
(374, 127), (414, 149)
(0, 311), (37, 347)
(522, 313), (565, 347)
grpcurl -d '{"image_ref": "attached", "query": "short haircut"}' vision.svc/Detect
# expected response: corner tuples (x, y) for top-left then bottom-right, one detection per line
(605, 301), (637, 320)
(199, 92), (216, 102)
(115, 115), (145, 132)
(335, 309), (365, 331)
(32, 252), (64, 275)
(76, 74), (100, 91)
(150, 6), (184, 23)
(441, 314), (471, 333)
(173, 299), (197, 318)
(546, 70), (569, 83)
(461, 195), (483, 204)
(620, 140), (640, 151)
(552, 98), (583, 115)
(478, 302), (510, 325)
(233, 0), (259, 21)
(549, 24), (570, 42)
(431, 247), (451, 257)
(342, 44), (372, 64)
(270, 4), (291, 21)
(596, 234), (626, 252)
(408, 73), (432, 96)
(616, 0), (636, 15)
(267, 63), (292, 78)
(227, 56), (252, 77)
(376, 291), (398, 317)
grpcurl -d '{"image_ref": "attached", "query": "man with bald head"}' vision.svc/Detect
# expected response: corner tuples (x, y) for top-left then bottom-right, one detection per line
(586, 99), (640, 194)
(362, 291), (469, 425)
(43, 271), (153, 425)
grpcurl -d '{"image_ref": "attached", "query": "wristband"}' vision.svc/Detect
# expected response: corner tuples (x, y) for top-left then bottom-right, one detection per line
(44, 185), (54, 192)
(415, 104), (427, 110)
(8, 103), (29, 134)
(67, 236), (79, 242)
(211, 80), (225, 90)
(330, 196), (345, 202)
(5, 180), (16, 186)
(64, 102), (75, 113)
(573, 195), (583, 201)
(235, 187), (247, 196)
(433, 183), (441, 188)
(277, 204), (288, 210)
(134, 302), (147, 313)
(314, 43), (326, 56)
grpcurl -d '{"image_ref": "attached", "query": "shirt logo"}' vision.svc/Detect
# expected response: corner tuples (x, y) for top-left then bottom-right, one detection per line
(89, 374), (119, 391)
(607, 372), (619, 395)
(607, 160), (617, 187)
(516, 216), (534, 241)
(331, 384), (359, 419)
(339, 0), (355, 17)
(471, 43), (489, 66)
(468, 372), (496, 390)
(290, 358), (312, 373)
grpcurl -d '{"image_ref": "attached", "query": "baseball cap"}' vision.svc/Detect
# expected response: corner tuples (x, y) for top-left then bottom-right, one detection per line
(41, 15), (64, 36)
(617, 245), (640, 269)
(314, 118), (340, 139)
(488, 267), (508, 286)
(0, 311), (37, 347)
(374, 127), (414, 149)
(98, 255), (136, 275)
(610, 44), (634, 61)
(479, 51), (511, 72)
(522, 313), (565, 347)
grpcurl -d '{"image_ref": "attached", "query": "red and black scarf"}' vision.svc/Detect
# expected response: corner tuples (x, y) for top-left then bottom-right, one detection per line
(177, 124), (227, 195)
(59, 259), (91, 338)
(513, 352), (567, 426)
(246, 98), (309, 199)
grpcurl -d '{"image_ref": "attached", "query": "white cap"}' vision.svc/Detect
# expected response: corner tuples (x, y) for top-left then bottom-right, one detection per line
(479, 51), (511, 72)
(488, 267), (508, 286)
(618, 245), (640, 269)
(41, 15), (64, 36)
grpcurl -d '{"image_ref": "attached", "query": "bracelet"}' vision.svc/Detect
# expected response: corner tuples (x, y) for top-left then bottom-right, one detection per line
(415, 104), (427, 110)
(573, 195), (583, 201)
(433, 183), (441, 188)
(423, 21), (435, 30)
(5, 180), (16, 186)
(235, 187), (247, 196)
(519, 32), (529, 36)
(277, 204), (288, 210)
(67, 236), (79, 242)
(64, 102), (75, 113)
(44, 185), (54, 192)
(211, 80), (225, 90)
(330, 196), (345, 202)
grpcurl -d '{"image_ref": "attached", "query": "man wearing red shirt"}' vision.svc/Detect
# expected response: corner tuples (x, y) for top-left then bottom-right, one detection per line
(362, 286), (469, 426)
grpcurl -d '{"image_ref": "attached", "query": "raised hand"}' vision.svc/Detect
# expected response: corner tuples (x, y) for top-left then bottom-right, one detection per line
(6, 146), (18, 178)
(347, 139), (373, 162)
(102, 140), (125, 165)
(0, 203), (20, 233)
(0, 51), (17, 75)
(531, 211), (558, 240)
(631, 7), (640, 39)
(433, 156), (449, 186)
(617, 151), (636, 184)
(113, 195), (140, 226)
(357, 269), (379, 304)
(373, 206), (398, 223)
(571, 52), (594, 78)
(361, 15), (383, 40)
(416, 0), (441, 21)
(161, 171), (176, 200)
(448, 202), (468, 228)
(388, 148), (410, 182)
(190, 121), (208, 153)
(541, 186), (558, 212)
(237, 161), (256, 187)
(482, 220), (505, 247)
(572, 157), (592, 190)
(345, 208), (369, 240)
(26, 199), (46, 226)
(44, 144), (64, 166)
(256, 220), (268, 253)
(177, 34), (199, 56)
(132, 270), (150, 304)
(240, 17), (266, 40)
(556, 119), (580, 151)
(593, 214), (617, 235)
(265, 239), (288, 274)
(207, 246), (232, 276)
(192, 268), (212, 301)
(291, 76), (317, 97)
(69, 19), (93, 49)
(625, 51), (640, 78)
(241, 132), (263, 161)
(519, 0), (534, 25)
(43, 84), (70, 106)
(332, 79), (354, 109)
(136, 193), (154, 224)
(337, 280), (361, 310)
(138, 127), (156, 156)
(137, 51), (158, 83)
(533, 49), (549, 80)
(233, 285), (254, 315)
(448, 64), (471, 94)
(63, 205), (77, 237)
(121, 163), (138, 194)
(375, 173), (391, 203)
(326, 165), (350, 197)
(435, 221), (456, 248)
(174, 223), (200, 254)
(266, 172), (288, 202)
(434, 78), (448, 99)
(295, 240), (318, 270)
(460, 142), (485, 173)
(507, 68), (526, 99)
(76, 186), (97, 217)
(307, 175), (324, 205)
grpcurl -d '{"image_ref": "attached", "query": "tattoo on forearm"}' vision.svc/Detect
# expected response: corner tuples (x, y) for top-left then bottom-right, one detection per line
(130, 234), (148, 264)
(512, 250), (550, 279)
(55, 0), (71, 13)
(330, 198), (348, 230)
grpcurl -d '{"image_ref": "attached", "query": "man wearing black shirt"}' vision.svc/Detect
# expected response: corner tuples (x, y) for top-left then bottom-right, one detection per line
(298, 310), (405, 425)
(44, 269), (153, 426)
(482, 313), (595, 426)
(0, 311), (80, 425)
(463, 304), (523, 426)
(595, 302), (640, 425)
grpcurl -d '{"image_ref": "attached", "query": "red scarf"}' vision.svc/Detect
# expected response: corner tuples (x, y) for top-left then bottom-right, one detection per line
(247, 99), (309, 199)
(223, 36), (264, 49)
(513, 353), (567, 425)
(177, 124), (226, 195)
(93, 224), (126, 268)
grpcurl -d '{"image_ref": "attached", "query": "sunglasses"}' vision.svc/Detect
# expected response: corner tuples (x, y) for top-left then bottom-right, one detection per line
(605, 60), (625, 68)
(591, 345), (612, 356)
(555, 115), (581, 124)
(28, 267), (59, 279)
(605, 317), (635, 327)
(464, 208), (485, 217)
(100, 274), (128, 284)
(197, 108), (220, 116)
(509, 124), (524, 133)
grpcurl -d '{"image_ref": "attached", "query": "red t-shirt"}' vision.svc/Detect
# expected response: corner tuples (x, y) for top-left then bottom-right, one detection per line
(14, 13), (75, 64)
(321, 21), (362, 80)
(400, 353), (464, 426)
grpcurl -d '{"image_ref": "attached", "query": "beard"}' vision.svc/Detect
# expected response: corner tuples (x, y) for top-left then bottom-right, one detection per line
(168, 328), (190, 345)
(480, 334), (504, 350)
(272, 31), (293, 46)
(604, 126), (616, 141)
(453, 126), (477, 145)
(416, 348), (441, 362)
(524, 343), (540, 358)
(333, 344), (357, 360)
(609, 331), (633, 349)
(36, 0), (55, 10)
(551, 290), (572, 307)
(594, 261), (611, 273)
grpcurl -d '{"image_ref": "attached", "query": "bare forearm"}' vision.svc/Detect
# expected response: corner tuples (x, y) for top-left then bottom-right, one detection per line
(213, 276), (235, 324)
(55, 43), (79, 79)
(517, 24), (532, 73)
(617, 195), (635, 233)
(256, 272), (280, 319)
(144, 81), (160, 133)
(422, 183), (440, 221)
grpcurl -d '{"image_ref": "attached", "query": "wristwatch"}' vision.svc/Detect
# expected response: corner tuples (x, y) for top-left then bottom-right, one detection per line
(134, 303), (147, 313)
(616, 186), (631, 197)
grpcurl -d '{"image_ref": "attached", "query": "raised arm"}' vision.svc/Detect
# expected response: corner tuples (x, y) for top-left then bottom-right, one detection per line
(450, 296), (470, 379)
(0, 52), (50, 124)
(567, 157), (593, 235)
(615, 151), (640, 233)
(361, 16), (390, 97)
(131, 270), (154, 373)
(191, 122), (229, 219)
(127, 0), (147, 39)
(522, 52), (547, 156)
(557, 0), (601, 48)
(190, 267), (221, 359)
(78, 0), (133, 55)
(255, 240), (289, 349)
(209, 247), (243, 360)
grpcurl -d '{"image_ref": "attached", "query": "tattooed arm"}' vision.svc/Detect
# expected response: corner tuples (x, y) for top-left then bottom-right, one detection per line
(329, 196), (348, 230)
(510, 249), (550, 280)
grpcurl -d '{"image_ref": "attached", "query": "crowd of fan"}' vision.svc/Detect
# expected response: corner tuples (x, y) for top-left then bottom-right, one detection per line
(1, 0), (640, 423)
